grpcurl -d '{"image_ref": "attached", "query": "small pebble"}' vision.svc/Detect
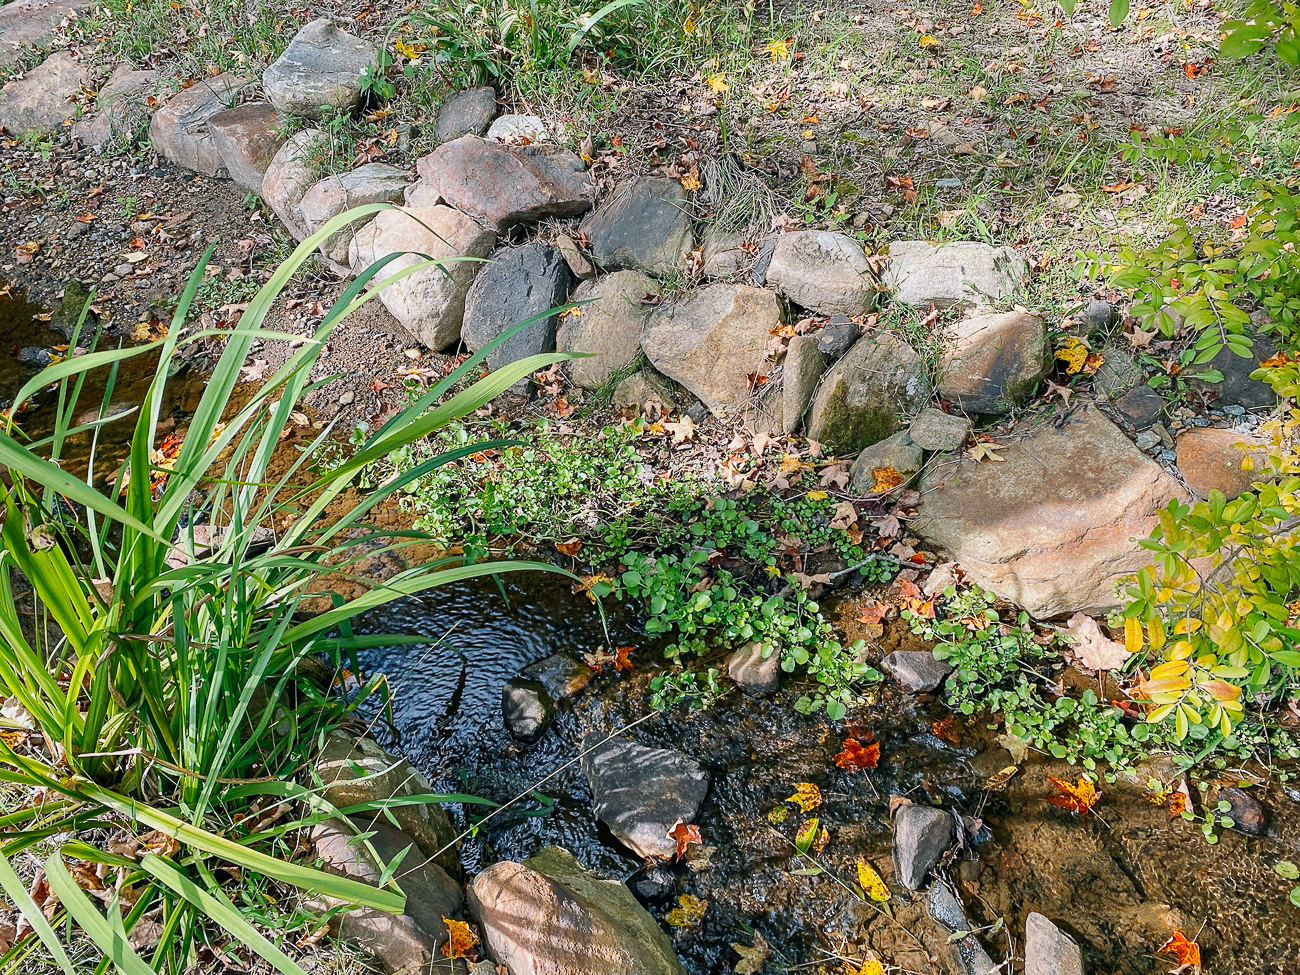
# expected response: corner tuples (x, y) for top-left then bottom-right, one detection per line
(935, 177), (963, 190)
(338, 390), (355, 405)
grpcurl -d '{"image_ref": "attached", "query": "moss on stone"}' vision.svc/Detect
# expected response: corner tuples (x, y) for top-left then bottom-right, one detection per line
(810, 377), (899, 454)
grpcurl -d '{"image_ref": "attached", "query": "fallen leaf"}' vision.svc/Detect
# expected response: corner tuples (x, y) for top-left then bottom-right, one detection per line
(555, 538), (582, 557)
(665, 892), (708, 927)
(1044, 378), (1073, 405)
(855, 859), (891, 902)
(1041, 775), (1100, 815)
(614, 645), (635, 673)
(240, 358), (269, 382)
(732, 933), (771, 974)
(834, 737), (880, 771)
(996, 731), (1030, 763)
(968, 442), (1004, 462)
(763, 37), (791, 61)
(846, 954), (885, 975)
(15, 241), (40, 264)
(668, 820), (702, 859)
(1159, 931), (1201, 972)
(1055, 336), (1092, 373)
(665, 415), (698, 444)
(855, 600), (890, 625)
(932, 715), (959, 745)
(441, 917), (478, 959)
(986, 765), (1020, 790)
(795, 817), (828, 854)
(871, 465), (905, 492)
(786, 782), (823, 812)
(1063, 612), (1131, 671)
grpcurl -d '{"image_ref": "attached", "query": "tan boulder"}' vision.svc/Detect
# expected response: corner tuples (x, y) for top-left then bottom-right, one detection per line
(1176, 426), (1269, 500)
(556, 270), (660, 389)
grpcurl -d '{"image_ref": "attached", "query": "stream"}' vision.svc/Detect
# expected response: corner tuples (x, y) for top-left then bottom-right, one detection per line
(4, 290), (1300, 974)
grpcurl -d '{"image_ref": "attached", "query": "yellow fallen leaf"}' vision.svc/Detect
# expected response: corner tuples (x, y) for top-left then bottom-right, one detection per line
(807, 490), (829, 500)
(968, 442), (1004, 462)
(856, 858), (891, 902)
(763, 37), (791, 61)
(665, 892), (708, 927)
(786, 782), (822, 812)
(871, 465), (905, 492)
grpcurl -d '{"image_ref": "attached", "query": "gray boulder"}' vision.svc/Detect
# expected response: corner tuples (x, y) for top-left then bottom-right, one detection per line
(613, 368), (679, 413)
(207, 102), (284, 194)
(579, 733), (709, 860)
(893, 803), (954, 890)
(556, 233), (596, 280)
(642, 283), (781, 419)
(263, 18), (376, 119)
(434, 86), (497, 143)
(149, 73), (250, 176)
(885, 240), (1027, 309)
(261, 128), (320, 241)
(805, 332), (931, 454)
(1186, 332), (1280, 410)
(779, 333), (828, 435)
(938, 309), (1049, 414)
(300, 162), (409, 269)
(556, 270), (660, 389)
(818, 318), (859, 359)
(462, 242), (572, 379)
(849, 431), (924, 493)
(909, 408), (971, 452)
(486, 112), (548, 143)
(765, 230), (876, 315)
(502, 678), (554, 744)
(0, 0), (86, 71)
(582, 176), (693, 275)
(0, 51), (88, 138)
(881, 650), (952, 693)
(728, 641), (781, 698)
(521, 653), (594, 703)
(700, 228), (750, 280)
(348, 205), (496, 351)
(470, 847), (687, 975)
(72, 66), (158, 148)
(1025, 912), (1086, 975)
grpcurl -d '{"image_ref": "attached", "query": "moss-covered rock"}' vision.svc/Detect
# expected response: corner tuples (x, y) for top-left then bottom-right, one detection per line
(806, 332), (930, 454)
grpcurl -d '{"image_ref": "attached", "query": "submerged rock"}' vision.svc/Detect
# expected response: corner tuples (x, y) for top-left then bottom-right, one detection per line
(929, 884), (999, 975)
(522, 652), (594, 702)
(727, 641), (781, 698)
(881, 650), (951, 694)
(579, 733), (710, 860)
(1217, 784), (1268, 836)
(470, 846), (687, 975)
(501, 677), (554, 744)
(893, 802), (954, 890)
(1025, 912), (1086, 975)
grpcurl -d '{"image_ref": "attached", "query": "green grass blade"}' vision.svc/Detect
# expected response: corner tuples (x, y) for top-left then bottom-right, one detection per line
(44, 852), (156, 975)
(0, 852), (76, 975)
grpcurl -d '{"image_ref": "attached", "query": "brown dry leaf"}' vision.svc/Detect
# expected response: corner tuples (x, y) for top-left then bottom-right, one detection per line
(665, 415), (698, 444)
(668, 820), (702, 859)
(968, 442), (1003, 462)
(834, 737), (880, 771)
(732, 932), (771, 973)
(666, 893), (708, 927)
(1063, 612), (1131, 672)
(15, 241), (40, 264)
(555, 538), (582, 557)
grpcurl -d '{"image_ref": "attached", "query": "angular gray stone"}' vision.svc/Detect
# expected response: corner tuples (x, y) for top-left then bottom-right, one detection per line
(417, 134), (591, 232)
(613, 368), (678, 413)
(849, 431), (924, 493)
(579, 733), (710, 860)
(1187, 332), (1280, 410)
(300, 162), (409, 268)
(261, 128), (320, 241)
(502, 678), (554, 744)
(765, 230), (876, 315)
(582, 177), (693, 275)
(780, 334), (827, 436)
(0, 0), (86, 70)
(931, 884), (999, 975)
(486, 112), (548, 143)
(0, 51), (88, 138)
(881, 649), (952, 693)
(805, 332), (931, 455)
(885, 240), (1027, 309)
(642, 283), (781, 418)
(909, 408), (971, 452)
(521, 653), (593, 703)
(349, 205), (496, 351)
(403, 176), (442, 208)
(1114, 384), (1164, 429)
(818, 318), (859, 359)
(470, 847), (687, 975)
(938, 310), (1049, 414)
(149, 72), (250, 176)
(911, 408), (1187, 617)
(1082, 299), (1116, 332)
(263, 18), (376, 119)
(1025, 912), (1086, 975)
(701, 228), (749, 280)
(434, 86), (497, 143)
(893, 803), (955, 890)
(462, 242), (572, 378)
(556, 270), (660, 390)
(207, 102), (284, 194)
(728, 641), (780, 698)
(71, 66), (157, 147)
(1093, 344), (1142, 400)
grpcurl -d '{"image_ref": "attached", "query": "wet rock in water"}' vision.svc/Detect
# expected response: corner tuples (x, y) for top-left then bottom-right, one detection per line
(556, 270), (660, 390)
(1114, 384), (1165, 429)
(522, 652), (594, 703)
(628, 864), (676, 907)
(643, 283), (781, 419)
(434, 86), (498, 143)
(937, 309), (1049, 415)
(727, 641), (781, 698)
(348, 205), (496, 351)
(1218, 785), (1268, 836)
(929, 884), (998, 975)
(17, 346), (55, 366)
(612, 368), (678, 413)
(207, 102), (285, 194)
(885, 240), (1027, 310)
(765, 230), (877, 315)
(486, 112), (549, 143)
(148, 72), (251, 176)
(555, 233), (595, 281)
(881, 649), (952, 694)
(1176, 426), (1268, 501)
(462, 242), (572, 379)
(0, 51), (88, 138)
(1025, 912), (1086, 975)
(909, 408), (972, 452)
(309, 818), (462, 974)
(316, 731), (461, 876)
(912, 407), (1186, 617)
(581, 176), (694, 275)
(300, 163), (410, 270)
(700, 228), (749, 280)
(1186, 332), (1279, 410)
(417, 134), (592, 232)
(50, 282), (92, 339)
(848, 431), (924, 493)
(72, 66), (158, 148)
(263, 18), (376, 119)
(805, 332), (931, 454)
(817, 317), (859, 360)
(470, 846), (687, 975)
(501, 678), (554, 744)
(893, 802), (955, 890)
(261, 129), (321, 241)
(579, 733), (710, 860)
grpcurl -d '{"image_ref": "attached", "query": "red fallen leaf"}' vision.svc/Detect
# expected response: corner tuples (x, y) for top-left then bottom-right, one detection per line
(834, 737), (880, 771)
(855, 600), (890, 625)
(614, 645), (635, 673)
(897, 579), (922, 599)
(555, 538), (582, 557)
(1040, 775), (1100, 815)
(1230, 213), (1248, 230)
(932, 715), (959, 744)
(1159, 931), (1200, 971)
(1102, 181), (1133, 193)
(668, 820), (702, 859)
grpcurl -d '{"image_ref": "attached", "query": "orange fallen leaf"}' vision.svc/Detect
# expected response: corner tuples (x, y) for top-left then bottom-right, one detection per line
(834, 737), (880, 771)
(856, 600), (890, 625)
(441, 917), (478, 959)
(555, 538), (582, 557)
(668, 820), (702, 859)
(1041, 775), (1100, 815)
(614, 645), (635, 673)
(871, 465), (904, 492)
(1159, 930), (1200, 971)
(932, 715), (959, 745)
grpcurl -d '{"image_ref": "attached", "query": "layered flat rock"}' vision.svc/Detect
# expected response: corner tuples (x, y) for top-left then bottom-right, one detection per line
(300, 162), (409, 268)
(148, 72), (251, 176)
(885, 240), (1027, 309)
(462, 242), (572, 377)
(348, 205), (496, 350)
(207, 101), (284, 194)
(71, 65), (157, 147)
(582, 176), (693, 274)
(263, 18), (376, 119)
(765, 230), (877, 315)
(642, 283), (780, 418)
(261, 128), (320, 241)
(937, 309), (1049, 414)
(805, 331), (931, 454)
(0, 50), (88, 137)
(911, 407), (1187, 617)
(0, 0), (85, 69)
(416, 134), (591, 231)
(556, 269), (660, 389)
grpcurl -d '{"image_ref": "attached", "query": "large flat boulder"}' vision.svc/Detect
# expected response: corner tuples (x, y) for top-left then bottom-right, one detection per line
(911, 407), (1187, 617)
(416, 134), (591, 231)
(470, 846), (687, 975)
(805, 331), (931, 454)
(207, 101), (284, 194)
(581, 176), (693, 274)
(0, 50), (88, 137)
(348, 205), (496, 350)
(885, 240), (1027, 309)
(71, 65), (157, 147)
(261, 128), (320, 241)
(148, 73), (251, 176)
(462, 242), (572, 376)
(938, 309), (1049, 414)
(1175, 426), (1268, 501)
(0, 0), (85, 70)
(642, 283), (781, 418)
(765, 230), (876, 315)
(556, 270), (659, 389)
(300, 162), (409, 269)
(262, 18), (376, 119)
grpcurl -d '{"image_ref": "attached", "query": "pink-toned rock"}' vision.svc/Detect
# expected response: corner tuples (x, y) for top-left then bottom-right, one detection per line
(0, 0), (86, 69)
(260, 128), (320, 241)
(0, 50), (87, 137)
(71, 65), (158, 147)
(938, 309), (1050, 414)
(1176, 426), (1269, 500)
(416, 134), (592, 231)
(300, 162), (409, 269)
(348, 205), (496, 350)
(207, 102), (284, 193)
(148, 73), (251, 176)
(912, 407), (1188, 617)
